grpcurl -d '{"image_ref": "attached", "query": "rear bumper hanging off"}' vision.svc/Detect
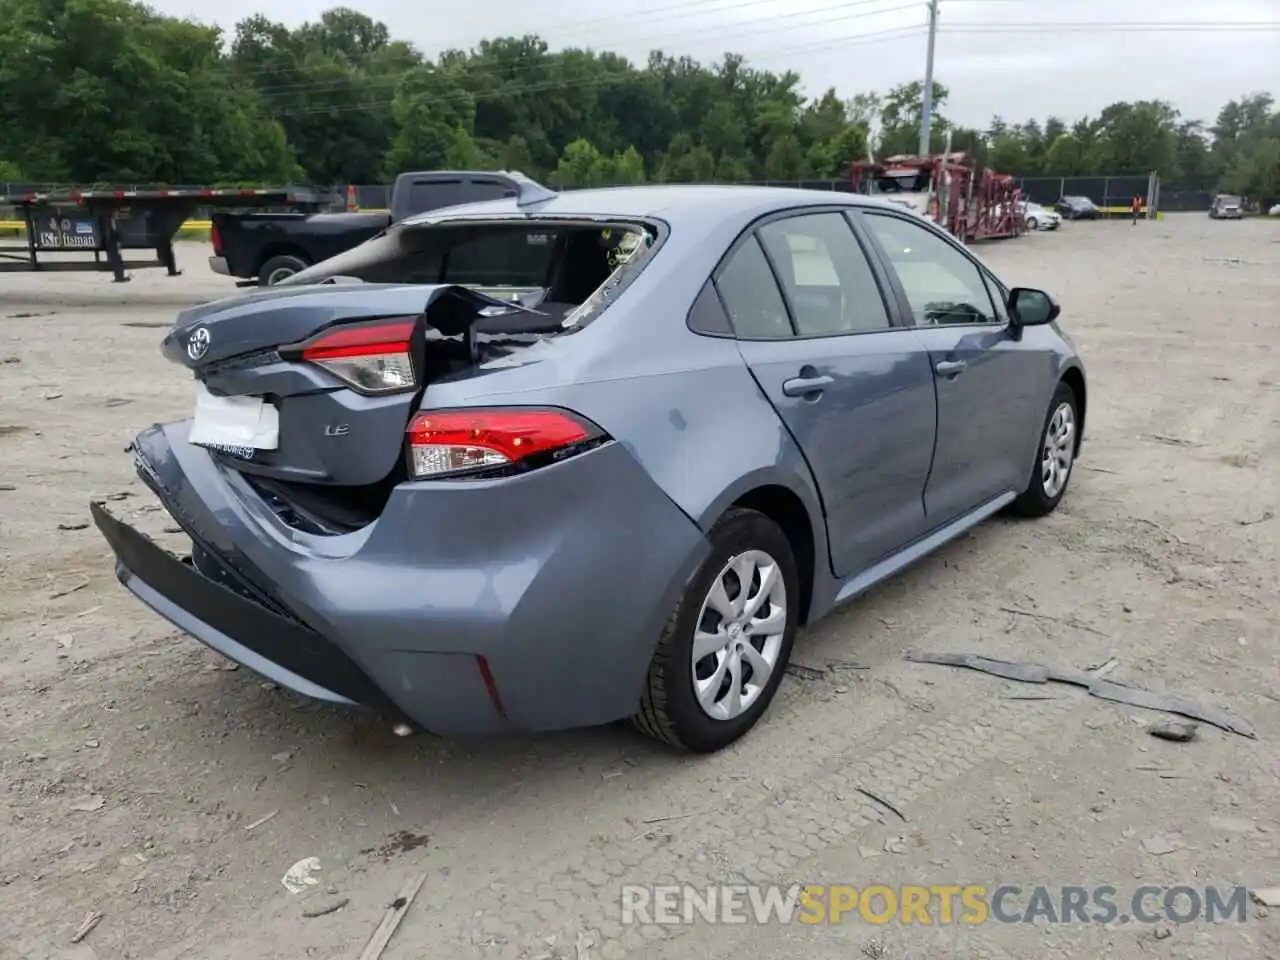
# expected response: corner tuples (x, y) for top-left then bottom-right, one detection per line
(91, 500), (407, 717)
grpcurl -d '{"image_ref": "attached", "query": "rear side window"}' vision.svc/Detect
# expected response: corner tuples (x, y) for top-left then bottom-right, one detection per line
(757, 213), (890, 335)
(715, 237), (792, 339)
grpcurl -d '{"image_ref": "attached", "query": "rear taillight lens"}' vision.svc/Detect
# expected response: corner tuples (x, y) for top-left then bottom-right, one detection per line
(290, 318), (417, 394)
(210, 222), (223, 256)
(406, 408), (604, 479)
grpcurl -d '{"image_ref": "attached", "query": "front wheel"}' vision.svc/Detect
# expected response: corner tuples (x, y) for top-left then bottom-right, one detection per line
(1010, 381), (1078, 518)
(633, 508), (799, 752)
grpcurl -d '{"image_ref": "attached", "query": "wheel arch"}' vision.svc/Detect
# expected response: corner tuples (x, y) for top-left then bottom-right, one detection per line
(695, 472), (826, 626)
(254, 244), (313, 275)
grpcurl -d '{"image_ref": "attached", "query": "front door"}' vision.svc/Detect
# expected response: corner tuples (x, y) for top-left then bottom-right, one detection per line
(856, 210), (1038, 524)
(714, 210), (939, 578)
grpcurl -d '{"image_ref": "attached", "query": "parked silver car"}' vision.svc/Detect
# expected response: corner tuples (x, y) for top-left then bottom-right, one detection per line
(1210, 194), (1244, 219)
(93, 183), (1088, 752)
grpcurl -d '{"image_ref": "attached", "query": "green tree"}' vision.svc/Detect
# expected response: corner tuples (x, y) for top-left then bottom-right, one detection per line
(551, 138), (606, 187)
(764, 135), (806, 180)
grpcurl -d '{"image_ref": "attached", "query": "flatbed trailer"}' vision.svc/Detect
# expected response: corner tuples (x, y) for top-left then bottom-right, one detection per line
(0, 187), (323, 283)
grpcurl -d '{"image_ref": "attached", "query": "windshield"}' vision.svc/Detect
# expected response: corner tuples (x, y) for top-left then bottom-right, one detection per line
(1219, 196), (1242, 204)
(865, 171), (931, 195)
(283, 217), (661, 328)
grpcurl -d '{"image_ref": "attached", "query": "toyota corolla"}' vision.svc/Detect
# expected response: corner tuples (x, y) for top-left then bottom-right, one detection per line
(93, 181), (1087, 753)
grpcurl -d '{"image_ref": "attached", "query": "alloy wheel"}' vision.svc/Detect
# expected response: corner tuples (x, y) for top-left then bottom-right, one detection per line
(1041, 402), (1076, 498)
(691, 549), (788, 721)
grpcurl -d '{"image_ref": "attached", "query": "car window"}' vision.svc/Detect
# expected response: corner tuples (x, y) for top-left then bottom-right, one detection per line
(756, 213), (890, 335)
(862, 213), (1000, 327)
(981, 270), (1010, 323)
(715, 236), (793, 339)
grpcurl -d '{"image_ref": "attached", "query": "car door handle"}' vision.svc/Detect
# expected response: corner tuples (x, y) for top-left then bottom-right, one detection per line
(782, 375), (834, 397)
(935, 359), (967, 377)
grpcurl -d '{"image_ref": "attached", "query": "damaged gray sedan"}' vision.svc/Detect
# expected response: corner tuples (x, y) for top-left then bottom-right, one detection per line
(93, 182), (1087, 752)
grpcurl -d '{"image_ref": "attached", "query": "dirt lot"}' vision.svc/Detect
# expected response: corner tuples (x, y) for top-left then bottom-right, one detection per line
(2, 217), (1277, 960)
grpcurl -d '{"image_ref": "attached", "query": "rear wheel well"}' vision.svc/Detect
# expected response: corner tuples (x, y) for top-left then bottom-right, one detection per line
(1060, 367), (1086, 453)
(255, 244), (312, 274)
(731, 485), (816, 625)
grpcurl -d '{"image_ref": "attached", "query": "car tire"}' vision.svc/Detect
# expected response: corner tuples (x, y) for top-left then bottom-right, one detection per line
(257, 254), (309, 286)
(633, 507), (800, 753)
(1010, 380), (1079, 518)
(1025, 215), (1039, 230)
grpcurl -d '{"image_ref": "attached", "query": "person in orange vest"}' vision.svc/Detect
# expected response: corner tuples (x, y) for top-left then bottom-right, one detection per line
(1131, 194), (1142, 224)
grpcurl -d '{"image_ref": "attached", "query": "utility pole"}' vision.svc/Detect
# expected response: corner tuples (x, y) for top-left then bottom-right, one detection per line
(919, 0), (940, 155)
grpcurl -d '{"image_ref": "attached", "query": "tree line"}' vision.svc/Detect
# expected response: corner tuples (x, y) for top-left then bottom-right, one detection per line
(1, 0), (1276, 203)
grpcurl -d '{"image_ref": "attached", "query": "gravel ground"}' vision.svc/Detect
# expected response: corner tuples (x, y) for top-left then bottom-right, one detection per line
(1, 217), (1278, 960)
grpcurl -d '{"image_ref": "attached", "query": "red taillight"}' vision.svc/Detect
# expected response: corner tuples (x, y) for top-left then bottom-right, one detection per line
(210, 221), (223, 256)
(405, 408), (600, 479)
(288, 318), (417, 394)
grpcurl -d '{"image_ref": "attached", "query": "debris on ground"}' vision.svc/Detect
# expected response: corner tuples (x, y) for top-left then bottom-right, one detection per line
(856, 787), (908, 822)
(244, 809), (279, 832)
(1238, 511), (1275, 527)
(883, 836), (907, 855)
(57, 521), (89, 531)
(1140, 834), (1179, 856)
(67, 795), (105, 813)
(302, 897), (350, 918)
(997, 605), (1109, 638)
(281, 857), (322, 894)
(49, 580), (89, 600)
(70, 911), (103, 944)
(358, 872), (427, 960)
(904, 651), (1256, 738)
(785, 662), (827, 681)
(1251, 888), (1280, 907)
(1149, 719), (1198, 743)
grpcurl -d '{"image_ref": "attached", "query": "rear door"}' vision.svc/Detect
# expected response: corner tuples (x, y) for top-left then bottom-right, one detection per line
(856, 209), (1041, 524)
(717, 209), (939, 579)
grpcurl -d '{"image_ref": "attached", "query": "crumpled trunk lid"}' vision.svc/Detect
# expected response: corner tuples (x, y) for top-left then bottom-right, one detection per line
(159, 284), (546, 489)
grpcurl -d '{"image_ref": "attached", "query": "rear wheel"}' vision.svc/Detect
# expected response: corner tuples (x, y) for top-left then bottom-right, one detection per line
(258, 254), (309, 286)
(1011, 380), (1078, 518)
(1025, 215), (1040, 230)
(633, 508), (799, 753)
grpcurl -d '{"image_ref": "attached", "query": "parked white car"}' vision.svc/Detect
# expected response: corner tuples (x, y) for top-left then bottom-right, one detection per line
(1019, 201), (1061, 231)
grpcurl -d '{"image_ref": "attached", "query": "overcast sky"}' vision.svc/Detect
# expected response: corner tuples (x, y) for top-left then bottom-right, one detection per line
(153, 0), (1278, 127)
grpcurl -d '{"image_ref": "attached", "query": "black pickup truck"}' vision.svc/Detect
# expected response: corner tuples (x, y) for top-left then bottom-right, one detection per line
(209, 170), (538, 286)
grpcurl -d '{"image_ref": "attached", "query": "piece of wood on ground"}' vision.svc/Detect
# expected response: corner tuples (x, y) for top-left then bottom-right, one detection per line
(71, 911), (103, 944)
(358, 872), (428, 960)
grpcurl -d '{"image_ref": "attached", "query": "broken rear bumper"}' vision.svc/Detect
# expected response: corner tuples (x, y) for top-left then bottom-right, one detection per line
(91, 501), (401, 714)
(95, 421), (708, 737)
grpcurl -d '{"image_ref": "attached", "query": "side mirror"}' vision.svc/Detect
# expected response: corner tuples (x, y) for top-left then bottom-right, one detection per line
(1008, 287), (1060, 327)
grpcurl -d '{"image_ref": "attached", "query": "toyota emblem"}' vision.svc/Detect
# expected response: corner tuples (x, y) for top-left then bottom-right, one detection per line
(186, 327), (210, 361)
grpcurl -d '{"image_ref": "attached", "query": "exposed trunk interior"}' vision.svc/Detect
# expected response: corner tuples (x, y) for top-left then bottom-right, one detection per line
(166, 218), (657, 533)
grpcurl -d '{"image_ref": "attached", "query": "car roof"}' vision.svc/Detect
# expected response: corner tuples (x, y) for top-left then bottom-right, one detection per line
(399, 184), (891, 229)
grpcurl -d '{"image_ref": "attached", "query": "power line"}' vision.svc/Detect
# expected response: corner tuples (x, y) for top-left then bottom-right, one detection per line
(262, 26), (930, 120)
(237, 18), (1276, 119)
(232, 0), (915, 83)
(941, 22), (1278, 31)
(244, 1), (923, 98)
